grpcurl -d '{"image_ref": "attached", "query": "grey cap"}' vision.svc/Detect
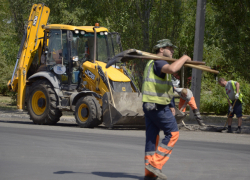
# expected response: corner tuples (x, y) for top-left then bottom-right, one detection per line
(152, 39), (177, 52)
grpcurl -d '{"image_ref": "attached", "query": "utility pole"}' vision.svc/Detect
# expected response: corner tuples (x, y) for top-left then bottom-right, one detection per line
(190, 0), (206, 118)
(181, 67), (184, 88)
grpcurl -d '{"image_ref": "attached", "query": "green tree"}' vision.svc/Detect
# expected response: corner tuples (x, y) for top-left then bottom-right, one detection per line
(208, 0), (250, 80)
(1, 0), (250, 114)
(0, 0), (17, 94)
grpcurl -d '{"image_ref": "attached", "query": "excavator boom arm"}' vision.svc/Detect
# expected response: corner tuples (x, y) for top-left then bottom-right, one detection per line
(9, 4), (50, 110)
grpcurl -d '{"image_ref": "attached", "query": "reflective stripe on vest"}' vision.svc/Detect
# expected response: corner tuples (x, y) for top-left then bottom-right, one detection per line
(142, 60), (174, 105)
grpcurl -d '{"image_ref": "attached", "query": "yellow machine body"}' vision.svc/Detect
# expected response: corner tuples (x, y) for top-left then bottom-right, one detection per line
(8, 4), (144, 128)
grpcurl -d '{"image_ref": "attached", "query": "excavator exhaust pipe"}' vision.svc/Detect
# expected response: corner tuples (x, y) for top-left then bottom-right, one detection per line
(102, 92), (144, 127)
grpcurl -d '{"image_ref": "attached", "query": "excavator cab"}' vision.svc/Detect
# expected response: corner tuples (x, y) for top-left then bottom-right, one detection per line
(43, 28), (123, 91)
(44, 29), (84, 90)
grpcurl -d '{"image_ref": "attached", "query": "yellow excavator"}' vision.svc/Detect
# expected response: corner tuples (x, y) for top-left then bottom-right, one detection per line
(8, 3), (144, 128)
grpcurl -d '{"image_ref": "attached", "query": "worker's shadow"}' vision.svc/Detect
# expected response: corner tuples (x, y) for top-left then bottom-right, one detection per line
(92, 171), (142, 179)
(54, 171), (143, 179)
(54, 171), (84, 174)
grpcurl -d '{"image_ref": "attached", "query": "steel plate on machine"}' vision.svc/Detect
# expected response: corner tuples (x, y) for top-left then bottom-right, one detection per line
(53, 64), (66, 74)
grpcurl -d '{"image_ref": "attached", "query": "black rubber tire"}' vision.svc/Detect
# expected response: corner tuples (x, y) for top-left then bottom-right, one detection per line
(27, 79), (62, 125)
(75, 96), (102, 128)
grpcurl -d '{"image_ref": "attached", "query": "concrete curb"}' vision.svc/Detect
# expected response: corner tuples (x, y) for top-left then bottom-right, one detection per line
(180, 114), (250, 134)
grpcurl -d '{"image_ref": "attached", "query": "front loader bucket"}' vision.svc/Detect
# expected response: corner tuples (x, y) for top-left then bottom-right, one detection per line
(102, 92), (145, 127)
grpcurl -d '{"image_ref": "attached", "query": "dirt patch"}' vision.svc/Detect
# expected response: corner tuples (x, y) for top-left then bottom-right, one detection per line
(0, 95), (16, 110)
(0, 95), (12, 102)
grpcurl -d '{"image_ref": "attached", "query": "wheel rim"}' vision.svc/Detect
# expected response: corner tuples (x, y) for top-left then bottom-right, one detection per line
(78, 104), (89, 122)
(32, 91), (46, 115)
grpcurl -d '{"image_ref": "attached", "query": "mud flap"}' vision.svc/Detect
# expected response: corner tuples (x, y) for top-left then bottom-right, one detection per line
(102, 92), (144, 127)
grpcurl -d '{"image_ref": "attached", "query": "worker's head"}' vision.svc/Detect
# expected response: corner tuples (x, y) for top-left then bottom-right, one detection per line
(181, 88), (188, 97)
(218, 78), (227, 87)
(153, 39), (177, 58)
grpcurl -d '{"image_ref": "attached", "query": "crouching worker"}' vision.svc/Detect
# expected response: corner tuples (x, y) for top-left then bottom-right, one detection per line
(174, 87), (205, 126)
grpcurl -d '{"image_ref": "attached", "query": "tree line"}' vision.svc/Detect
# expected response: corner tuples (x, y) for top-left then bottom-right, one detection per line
(0, 0), (249, 114)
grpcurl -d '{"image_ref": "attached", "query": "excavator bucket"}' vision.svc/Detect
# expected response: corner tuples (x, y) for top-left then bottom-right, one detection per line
(102, 92), (144, 127)
(102, 92), (187, 127)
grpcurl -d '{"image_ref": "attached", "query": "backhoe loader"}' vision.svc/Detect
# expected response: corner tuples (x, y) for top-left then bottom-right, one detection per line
(8, 3), (144, 128)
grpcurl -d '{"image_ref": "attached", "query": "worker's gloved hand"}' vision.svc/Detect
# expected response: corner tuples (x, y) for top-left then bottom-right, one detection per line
(235, 93), (239, 99)
(144, 102), (157, 111)
(229, 106), (233, 113)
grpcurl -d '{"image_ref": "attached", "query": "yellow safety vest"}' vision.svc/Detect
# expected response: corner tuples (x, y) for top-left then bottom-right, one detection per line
(142, 60), (174, 105)
(226, 80), (243, 103)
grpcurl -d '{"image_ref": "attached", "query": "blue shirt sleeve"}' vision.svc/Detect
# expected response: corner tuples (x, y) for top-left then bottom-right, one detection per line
(153, 60), (169, 78)
(169, 96), (175, 108)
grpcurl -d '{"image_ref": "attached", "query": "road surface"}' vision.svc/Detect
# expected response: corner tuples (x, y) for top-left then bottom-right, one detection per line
(0, 116), (250, 180)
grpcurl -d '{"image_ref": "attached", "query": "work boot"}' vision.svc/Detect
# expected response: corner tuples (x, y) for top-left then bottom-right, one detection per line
(197, 119), (205, 126)
(236, 127), (242, 134)
(227, 128), (233, 133)
(145, 164), (167, 180)
(193, 109), (205, 126)
(144, 176), (162, 180)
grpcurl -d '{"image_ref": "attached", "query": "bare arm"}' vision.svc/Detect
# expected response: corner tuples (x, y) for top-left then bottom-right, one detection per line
(180, 101), (188, 111)
(227, 98), (232, 106)
(161, 55), (191, 74)
(236, 82), (240, 94)
(170, 107), (175, 116)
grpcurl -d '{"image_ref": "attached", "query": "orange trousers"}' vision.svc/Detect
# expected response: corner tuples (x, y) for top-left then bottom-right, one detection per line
(145, 132), (179, 177)
(178, 96), (197, 112)
(143, 104), (179, 177)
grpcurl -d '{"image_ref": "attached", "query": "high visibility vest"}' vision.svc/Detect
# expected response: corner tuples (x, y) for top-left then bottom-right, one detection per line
(142, 60), (174, 105)
(226, 80), (243, 103)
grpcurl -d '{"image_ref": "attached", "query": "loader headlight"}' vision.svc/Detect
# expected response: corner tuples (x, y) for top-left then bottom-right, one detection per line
(81, 31), (85, 35)
(75, 30), (79, 34)
(104, 32), (108, 35)
(100, 32), (104, 35)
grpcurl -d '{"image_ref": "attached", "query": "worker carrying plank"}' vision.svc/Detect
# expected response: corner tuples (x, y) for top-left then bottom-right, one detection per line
(174, 87), (205, 126)
(142, 39), (192, 180)
(218, 78), (243, 133)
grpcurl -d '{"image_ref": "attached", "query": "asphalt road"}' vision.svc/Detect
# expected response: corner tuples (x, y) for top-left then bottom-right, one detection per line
(0, 117), (250, 180)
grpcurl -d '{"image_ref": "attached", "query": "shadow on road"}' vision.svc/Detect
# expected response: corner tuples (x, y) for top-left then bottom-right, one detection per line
(53, 171), (143, 179)
(0, 118), (146, 130)
(92, 171), (142, 179)
(0, 120), (33, 125)
(54, 171), (84, 174)
(0, 119), (77, 126)
(96, 126), (146, 131)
